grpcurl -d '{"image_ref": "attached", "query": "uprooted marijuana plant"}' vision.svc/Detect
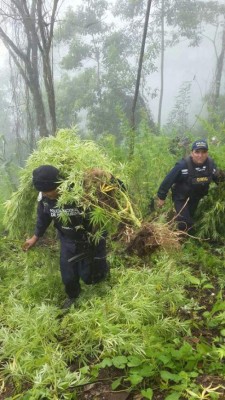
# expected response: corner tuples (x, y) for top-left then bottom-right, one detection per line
(4, 128), (141, 240)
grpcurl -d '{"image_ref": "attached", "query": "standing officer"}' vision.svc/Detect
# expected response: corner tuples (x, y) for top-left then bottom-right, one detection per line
(156, 139), (219, 232)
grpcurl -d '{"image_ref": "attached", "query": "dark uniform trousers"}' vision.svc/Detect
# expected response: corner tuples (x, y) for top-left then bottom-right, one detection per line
(59, 233), (109, 298)
(174, 197), (201, 231)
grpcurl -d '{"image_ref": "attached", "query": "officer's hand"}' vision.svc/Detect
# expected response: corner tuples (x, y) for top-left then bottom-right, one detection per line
(22, 235), (39, 251)
(156, 198), (165, 208)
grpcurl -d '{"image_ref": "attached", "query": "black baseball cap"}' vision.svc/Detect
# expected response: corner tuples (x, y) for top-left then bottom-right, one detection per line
(32, 165), (61, 192)
(191, 139), (208, 151)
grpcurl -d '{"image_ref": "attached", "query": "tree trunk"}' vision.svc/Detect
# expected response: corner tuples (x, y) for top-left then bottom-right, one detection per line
(42, 55), (57, 134)
(29, 78), (50, 138)
(212, 21), (225, 111)
(130, 0), (153, 159)
(25, 85), (36, 152)
(37, 0), (59, 134)
(157, 0), (165, 129)
(5, 39), (50, 138)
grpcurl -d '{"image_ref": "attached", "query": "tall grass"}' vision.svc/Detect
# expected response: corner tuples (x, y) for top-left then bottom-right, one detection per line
(0, 237), (191, 398)
(1, 120), (225, 398)
(0, 168), (16, 232)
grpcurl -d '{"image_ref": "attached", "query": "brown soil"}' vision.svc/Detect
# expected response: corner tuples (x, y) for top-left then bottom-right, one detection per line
(126, 222), (181, 256)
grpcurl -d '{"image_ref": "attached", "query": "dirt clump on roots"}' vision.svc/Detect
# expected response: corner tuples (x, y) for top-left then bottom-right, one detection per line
(83, 167), (120, 209)
(126, 222), (181, 257)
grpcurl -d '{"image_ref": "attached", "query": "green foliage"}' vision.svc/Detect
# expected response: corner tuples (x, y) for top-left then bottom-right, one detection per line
(0, 236), (192, 398)
(55, 1), (156, 140)
(196, 184), (225, 240)
(180, 241), (225, 294)
(4, 128), (140, 238)
(0, 166), (19, 232)
(2, 123), (225, 397)
(212, 95), (225, 122)
(92, 331), (224, 399)
(197, 115), (225, 148)
(166, 81), (192, 135)
(3, 114), (225, 398)
(166, 0), (223, 46)
(113, 0), (145, 19)
(122, 127), (177, 214)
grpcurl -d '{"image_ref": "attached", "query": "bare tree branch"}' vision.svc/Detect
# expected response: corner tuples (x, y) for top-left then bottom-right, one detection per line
(0, 0), (59, 138)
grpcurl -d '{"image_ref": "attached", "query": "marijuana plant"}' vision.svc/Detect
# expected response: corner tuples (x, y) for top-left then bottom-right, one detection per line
(4, 128), (139, 239)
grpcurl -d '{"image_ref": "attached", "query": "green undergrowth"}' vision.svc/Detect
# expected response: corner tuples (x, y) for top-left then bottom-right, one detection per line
(0, 237), (188, 398)
(196, 184), (225, 240)
(2, 125), (225, 398)
(1, 236), (225, 399)
(0, 168), (16, 231)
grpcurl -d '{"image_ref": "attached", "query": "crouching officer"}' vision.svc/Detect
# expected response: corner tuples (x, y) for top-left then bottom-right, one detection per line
(156, 139), (220, 232)
(22, 165), (109, 309)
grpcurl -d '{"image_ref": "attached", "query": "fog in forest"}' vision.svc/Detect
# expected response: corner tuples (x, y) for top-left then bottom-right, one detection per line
(0, 0), (224, 167)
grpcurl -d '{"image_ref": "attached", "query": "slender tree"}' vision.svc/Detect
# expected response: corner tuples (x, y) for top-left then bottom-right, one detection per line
(166, 81), (192, 135)
(0, 0), (59, 138)
(130, 0), (153, 157)
(157, 0), (165, 129)
(211, 18), (225, 112)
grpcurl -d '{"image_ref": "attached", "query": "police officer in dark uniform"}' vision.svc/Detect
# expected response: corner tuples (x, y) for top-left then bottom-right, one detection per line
(23, 165), (109, 308)
(156, 139), (219, 232)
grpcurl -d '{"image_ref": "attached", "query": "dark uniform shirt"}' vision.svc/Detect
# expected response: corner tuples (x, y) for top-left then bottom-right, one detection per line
(157, 156), (218, 201)
(34, 194), (89, 241)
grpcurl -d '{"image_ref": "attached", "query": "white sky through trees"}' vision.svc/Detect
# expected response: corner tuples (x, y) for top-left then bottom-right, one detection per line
(0, 0), (223, 125)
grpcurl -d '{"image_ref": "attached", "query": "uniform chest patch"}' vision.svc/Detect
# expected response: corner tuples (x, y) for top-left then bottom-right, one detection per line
(49, 208), (81, 218)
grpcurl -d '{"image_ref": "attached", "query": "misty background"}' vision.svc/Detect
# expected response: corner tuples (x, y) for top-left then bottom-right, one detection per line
(0, 0), (224, 173)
